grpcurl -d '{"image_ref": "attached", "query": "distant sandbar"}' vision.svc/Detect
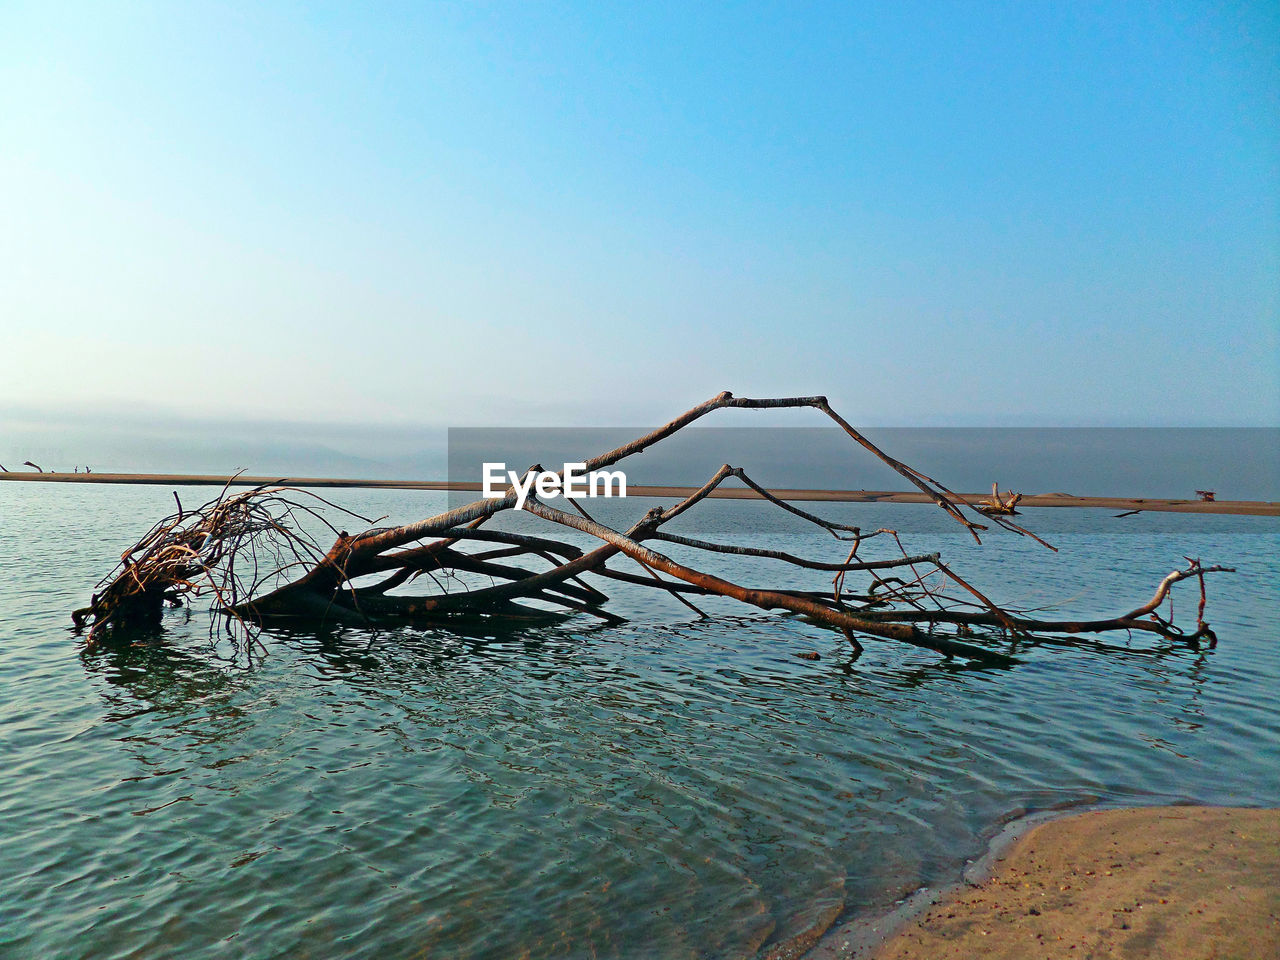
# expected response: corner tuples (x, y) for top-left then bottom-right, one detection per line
(0, 472), (1275, 515)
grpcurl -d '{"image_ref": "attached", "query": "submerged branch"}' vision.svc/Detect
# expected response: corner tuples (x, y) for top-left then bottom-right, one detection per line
(74, 392), (1232, 663)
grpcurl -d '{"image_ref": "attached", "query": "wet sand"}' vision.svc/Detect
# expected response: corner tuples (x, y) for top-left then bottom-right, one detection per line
(1, 473), (1275, 515)
(854, 806), (1280, 960)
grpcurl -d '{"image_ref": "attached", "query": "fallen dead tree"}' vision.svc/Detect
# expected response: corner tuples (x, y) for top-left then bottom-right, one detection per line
(74, 392), (1231, 663)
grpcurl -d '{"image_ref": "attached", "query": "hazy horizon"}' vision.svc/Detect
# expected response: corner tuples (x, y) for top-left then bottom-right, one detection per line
(4, 405), (1277, 501)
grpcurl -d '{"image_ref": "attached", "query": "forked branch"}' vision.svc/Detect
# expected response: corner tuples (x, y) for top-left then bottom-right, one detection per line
(74, 392), (1232, 662)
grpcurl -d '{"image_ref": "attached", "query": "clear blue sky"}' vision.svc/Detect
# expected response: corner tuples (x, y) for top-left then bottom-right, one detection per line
(2, 1), (1277, 426)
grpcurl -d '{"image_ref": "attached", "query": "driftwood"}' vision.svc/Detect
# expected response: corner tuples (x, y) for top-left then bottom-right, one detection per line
(976, 482), (1023, 515)
(74, 392), (1231, 663)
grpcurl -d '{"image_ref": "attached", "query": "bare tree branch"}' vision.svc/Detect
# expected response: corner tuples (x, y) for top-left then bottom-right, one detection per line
(74, 392), (1232, 662)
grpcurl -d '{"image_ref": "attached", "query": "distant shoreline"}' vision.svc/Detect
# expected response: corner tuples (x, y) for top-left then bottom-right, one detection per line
(1, 471), (1276, 515)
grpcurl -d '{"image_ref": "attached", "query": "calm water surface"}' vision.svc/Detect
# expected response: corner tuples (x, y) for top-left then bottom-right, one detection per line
(1, 483), (1278, 959)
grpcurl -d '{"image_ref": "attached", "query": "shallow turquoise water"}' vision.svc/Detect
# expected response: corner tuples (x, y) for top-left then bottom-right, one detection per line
(1, 483), (1277, 959)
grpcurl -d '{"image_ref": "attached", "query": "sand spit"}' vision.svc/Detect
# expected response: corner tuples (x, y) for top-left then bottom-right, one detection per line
(850, 806), (1279, 960)
(1, 473), (1276, 516)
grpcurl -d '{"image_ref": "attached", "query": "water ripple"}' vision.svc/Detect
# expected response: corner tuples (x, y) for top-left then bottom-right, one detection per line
(1, 485), (1276, 959)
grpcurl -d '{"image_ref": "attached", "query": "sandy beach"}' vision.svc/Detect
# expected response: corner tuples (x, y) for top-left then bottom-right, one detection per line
(859, 806), (1280, 960)
(1, 472), (1276, 516)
